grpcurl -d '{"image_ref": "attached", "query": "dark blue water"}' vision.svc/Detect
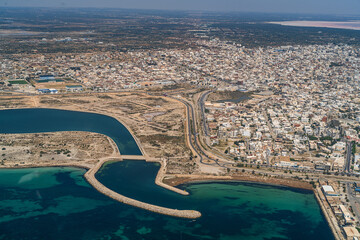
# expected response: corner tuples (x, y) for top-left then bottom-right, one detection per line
(0, 108), (334, 239)
(97, 161), (334, 240)
(0, 108), (141, 155)
(0, 162), (334, 240)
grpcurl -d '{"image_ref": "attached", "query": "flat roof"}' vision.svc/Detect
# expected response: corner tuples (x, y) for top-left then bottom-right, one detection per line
(322, 185), (335, 192)
(343, 226), (360, 237)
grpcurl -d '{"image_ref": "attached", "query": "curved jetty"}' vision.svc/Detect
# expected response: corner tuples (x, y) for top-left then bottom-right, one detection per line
(154, 158), (189, 196)
(84, 159), (202, 219)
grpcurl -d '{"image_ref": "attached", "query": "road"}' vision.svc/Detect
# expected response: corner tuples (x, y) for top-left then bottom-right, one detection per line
(198, 90), (212, 137)
(169, 93), (360, 183)
(168, 95), (226, 168)
(6, 89), (360, 184)
(345, 141), (352, 173)
(168, 96), (204, 163)
(263, 109), (277, 140)
(346, 183), (360, 222)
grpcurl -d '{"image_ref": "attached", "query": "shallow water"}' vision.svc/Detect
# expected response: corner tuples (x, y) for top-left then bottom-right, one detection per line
(0, 161), (334, 240)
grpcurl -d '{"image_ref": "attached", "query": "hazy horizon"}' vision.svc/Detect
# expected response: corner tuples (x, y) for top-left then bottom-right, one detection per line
(1, 0), (360, 15)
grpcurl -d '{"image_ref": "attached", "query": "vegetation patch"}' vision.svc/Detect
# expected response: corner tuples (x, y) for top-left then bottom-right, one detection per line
(8, 80), (28, 85)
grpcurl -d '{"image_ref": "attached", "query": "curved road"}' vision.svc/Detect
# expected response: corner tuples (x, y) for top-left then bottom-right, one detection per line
(198, 90), (212, 137)
(169, 95), (223, 167)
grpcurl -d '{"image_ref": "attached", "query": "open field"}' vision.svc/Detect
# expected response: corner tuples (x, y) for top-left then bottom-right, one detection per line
(207, 91), (252, 103)
(30, 78), (79, 90)
(8, 80), (28, 85)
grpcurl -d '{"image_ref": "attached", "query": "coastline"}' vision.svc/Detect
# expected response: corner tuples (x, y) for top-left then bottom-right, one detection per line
(314, 187), (343, 240)
(177, 179), (313, 192)
(0, 162), (92, 170)
(166, 174), (341, 240)
(0, 159), (200, 218)
(164, 174), (314, 191)
(0, 158), (340, 239)
(0, 107), (145, 157)
(84, 158), (201, 219)
(0, 162), (314, 192)
(0, 106), (339, 236)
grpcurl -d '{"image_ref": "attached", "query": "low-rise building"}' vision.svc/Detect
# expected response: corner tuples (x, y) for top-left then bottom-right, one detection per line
(66, 85), (83, 92)
(340, 205), (356, 225)
(343, 226), (360, 240)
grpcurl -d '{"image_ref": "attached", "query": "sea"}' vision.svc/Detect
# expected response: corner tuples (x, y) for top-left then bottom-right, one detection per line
(0, 108), (334, 239)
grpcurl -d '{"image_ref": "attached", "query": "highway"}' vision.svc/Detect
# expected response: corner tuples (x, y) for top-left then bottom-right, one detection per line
(345, 141), (353, 173)
(198, 90), (212, 137)
(170, 92), (360, 186)
(168, 95), (224, 167)
(5, 89), (360, 183)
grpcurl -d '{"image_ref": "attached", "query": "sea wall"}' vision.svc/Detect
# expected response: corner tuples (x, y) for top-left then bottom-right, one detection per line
(314, 187), (344, 240)
(154, 159), (189, 196)
(84, 159), (201, 219)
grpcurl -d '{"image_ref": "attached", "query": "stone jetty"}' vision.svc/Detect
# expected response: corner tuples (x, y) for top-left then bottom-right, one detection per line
(84, 158), (202, 219)
(153, 158), (189, 196)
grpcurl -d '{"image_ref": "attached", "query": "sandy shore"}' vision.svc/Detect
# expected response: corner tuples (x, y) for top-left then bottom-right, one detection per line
(164, 173), (313, 191)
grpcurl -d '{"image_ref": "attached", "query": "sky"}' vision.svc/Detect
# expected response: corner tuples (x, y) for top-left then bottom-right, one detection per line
(1, 0), (360, 15)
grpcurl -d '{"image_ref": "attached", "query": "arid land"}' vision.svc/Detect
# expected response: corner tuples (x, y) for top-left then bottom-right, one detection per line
(0, 91), (317, 191)
(0, 92), (321, 198)
(0, 132), (114, 169)
(163, 173), (313, 190)
(2, 91), (359, 231)
(0, 92), (197, 174)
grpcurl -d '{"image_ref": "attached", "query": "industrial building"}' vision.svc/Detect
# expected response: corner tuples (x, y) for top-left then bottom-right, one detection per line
(37, 88), (58, 94)
(39, 75), (55, 80)
(66, 85), (83, 92)
(322, 185), (339, 196)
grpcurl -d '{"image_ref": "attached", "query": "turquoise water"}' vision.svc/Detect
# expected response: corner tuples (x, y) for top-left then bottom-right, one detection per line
(0, 108), (333, 239)
(95, 161), (334, 240)
(0, 162), (334, 239)
(0, 108), (141, 155)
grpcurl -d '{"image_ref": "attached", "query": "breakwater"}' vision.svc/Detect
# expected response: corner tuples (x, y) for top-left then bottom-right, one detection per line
(84, 158), (201, 219)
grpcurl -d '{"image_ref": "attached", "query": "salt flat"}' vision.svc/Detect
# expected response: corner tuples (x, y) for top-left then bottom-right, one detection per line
(269, 21), (360, 30)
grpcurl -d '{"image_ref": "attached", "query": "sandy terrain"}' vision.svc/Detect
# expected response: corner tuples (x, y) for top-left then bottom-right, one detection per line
(0, 131), (115, 169)
(0, 91), (320, 219)
(0, 92), (196, 174)
(164, 172), (313, 190)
